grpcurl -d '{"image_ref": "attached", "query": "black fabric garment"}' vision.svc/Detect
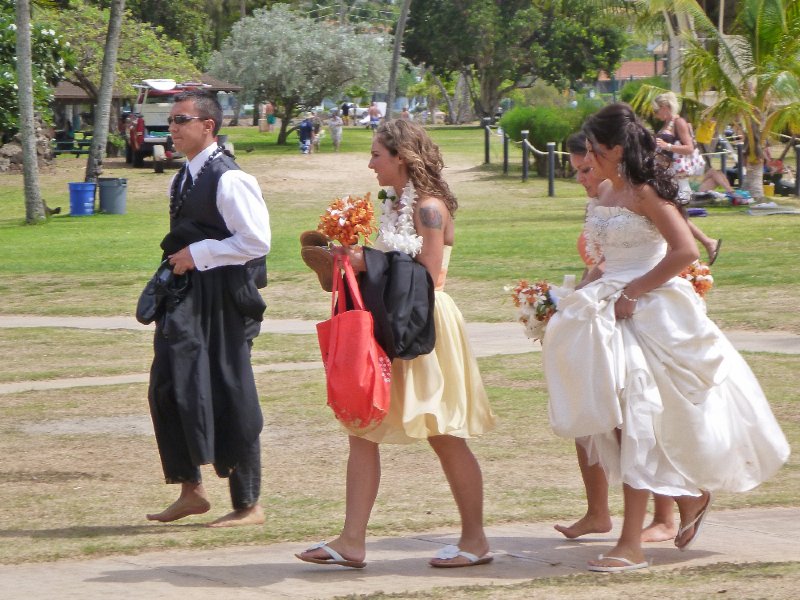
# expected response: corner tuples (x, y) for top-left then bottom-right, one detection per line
(358, 247), (435, 360)
(148, 153), (265, 482)
(180, 166), (193, 198)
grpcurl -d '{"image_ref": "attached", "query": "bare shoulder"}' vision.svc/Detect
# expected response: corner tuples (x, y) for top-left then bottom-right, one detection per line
(416, 195), (447, 230)
(637, 184), (679, 217)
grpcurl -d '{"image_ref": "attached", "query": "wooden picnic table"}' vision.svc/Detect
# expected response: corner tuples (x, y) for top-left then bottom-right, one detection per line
(52, 130), (92, 157)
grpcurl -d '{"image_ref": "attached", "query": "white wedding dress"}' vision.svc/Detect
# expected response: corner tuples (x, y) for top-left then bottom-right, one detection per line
(543, 201), (790, 496)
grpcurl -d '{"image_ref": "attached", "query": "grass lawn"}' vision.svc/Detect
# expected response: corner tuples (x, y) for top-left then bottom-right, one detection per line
(0, 125), (798, 595)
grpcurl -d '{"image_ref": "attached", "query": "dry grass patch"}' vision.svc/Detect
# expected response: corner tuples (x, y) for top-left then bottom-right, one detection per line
(344, 562), (800, 599)
(0, 328), (322, 385)
(0, 350), (796, 565)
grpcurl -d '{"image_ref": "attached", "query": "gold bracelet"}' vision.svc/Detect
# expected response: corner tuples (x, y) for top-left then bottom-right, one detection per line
(620, 290), (638, 302)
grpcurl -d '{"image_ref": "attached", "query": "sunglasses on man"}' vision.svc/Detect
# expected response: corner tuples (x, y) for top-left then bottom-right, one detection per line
(167, 115), (207, 126)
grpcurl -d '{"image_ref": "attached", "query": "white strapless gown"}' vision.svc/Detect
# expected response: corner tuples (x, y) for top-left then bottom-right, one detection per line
(543, 203), (790, 496)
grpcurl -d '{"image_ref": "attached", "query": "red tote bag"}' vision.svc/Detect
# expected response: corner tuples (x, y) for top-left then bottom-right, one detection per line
(316, 254), (392, 434)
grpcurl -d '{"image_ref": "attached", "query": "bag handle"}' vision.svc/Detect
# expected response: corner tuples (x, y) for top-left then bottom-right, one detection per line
(330, 253), (366, 316)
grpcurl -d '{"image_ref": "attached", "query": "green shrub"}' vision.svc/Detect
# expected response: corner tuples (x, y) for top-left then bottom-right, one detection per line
(498, 105), (534, 142)
(499, 105), (579, 175)
(619, 76), (668, 105)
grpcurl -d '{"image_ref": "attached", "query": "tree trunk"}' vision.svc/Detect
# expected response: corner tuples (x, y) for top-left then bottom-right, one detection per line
(85, 0), (126, 182)
(276, 105), (295, 145)
(476, 69), (503, 121)
(432, 73), (456, 125)
(743, 159), (765, 198)
(15, 0), (45, 223)
(385, 0), (411, 122)
(229, 95), (240, 126)
(454, 72), (472, 124)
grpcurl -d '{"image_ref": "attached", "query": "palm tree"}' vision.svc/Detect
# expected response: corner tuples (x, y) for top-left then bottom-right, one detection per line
(636, 0), (800, 197)
(85, 0), (125, 183)
(15, 0), (45, 223)
(384, 0), (410, 121)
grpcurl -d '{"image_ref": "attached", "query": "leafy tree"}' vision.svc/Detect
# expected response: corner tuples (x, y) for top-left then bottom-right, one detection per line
(53, 0), (252, 63)
(1, 0), (74, 140)
(633, 0), (800, 197)
(302, 0), (398, 28)
(125, 0), (214, 64)
(404, 0), (628, 118)
(43, 0), (200, 102)
(207, 4), (391, 144)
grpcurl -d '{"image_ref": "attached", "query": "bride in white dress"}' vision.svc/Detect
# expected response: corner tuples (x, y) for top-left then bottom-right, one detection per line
(543, 103), (789, 572)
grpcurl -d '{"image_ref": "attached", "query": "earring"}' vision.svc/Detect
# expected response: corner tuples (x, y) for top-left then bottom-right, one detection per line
(617, 162), (624, 177)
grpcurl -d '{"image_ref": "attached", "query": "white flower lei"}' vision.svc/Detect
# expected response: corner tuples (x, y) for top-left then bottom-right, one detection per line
(377, 181), (423, 256)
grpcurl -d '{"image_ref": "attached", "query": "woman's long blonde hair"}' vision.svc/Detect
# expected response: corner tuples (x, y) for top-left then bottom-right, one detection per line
(375, 120), (458, 217)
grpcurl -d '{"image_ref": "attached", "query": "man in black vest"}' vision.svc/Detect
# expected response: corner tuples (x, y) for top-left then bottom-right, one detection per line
(146, 90), (271, 527)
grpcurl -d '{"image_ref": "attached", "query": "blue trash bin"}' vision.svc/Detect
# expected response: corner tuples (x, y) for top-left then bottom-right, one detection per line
(68, 182), (96, 216)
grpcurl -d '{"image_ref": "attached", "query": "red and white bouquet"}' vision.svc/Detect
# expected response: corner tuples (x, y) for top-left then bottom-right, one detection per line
(679, 260), (714, 298)
(506, 279), (557, 342)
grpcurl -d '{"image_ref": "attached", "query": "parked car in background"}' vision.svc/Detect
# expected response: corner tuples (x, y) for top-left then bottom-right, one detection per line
(123, 79), (233, 172)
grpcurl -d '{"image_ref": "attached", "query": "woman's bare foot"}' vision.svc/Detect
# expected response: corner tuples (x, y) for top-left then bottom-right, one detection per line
(640, 519), (677, 542)
(554, 513), (613, 539)
(675, 491), (712, 550)
(208, 504), (266, 528)
(587, 542), (646, 570)
(295, 536), (366, 565)
(146, 494), (210, 522)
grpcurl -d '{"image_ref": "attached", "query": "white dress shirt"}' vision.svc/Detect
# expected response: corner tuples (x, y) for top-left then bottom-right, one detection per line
(169, 142), (271, 271)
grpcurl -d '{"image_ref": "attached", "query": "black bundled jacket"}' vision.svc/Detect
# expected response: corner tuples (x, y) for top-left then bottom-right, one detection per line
(358, 247), (435, 360)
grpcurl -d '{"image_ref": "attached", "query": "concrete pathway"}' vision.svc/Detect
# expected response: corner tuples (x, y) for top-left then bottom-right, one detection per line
(1, 316), (798, 396)
(0, 508), (798, 599)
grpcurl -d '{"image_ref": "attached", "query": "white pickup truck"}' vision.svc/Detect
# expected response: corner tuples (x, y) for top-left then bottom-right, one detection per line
(124, 79), (233, 173)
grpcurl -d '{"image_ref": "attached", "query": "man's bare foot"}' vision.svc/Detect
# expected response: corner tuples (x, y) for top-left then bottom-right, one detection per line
(554, 514), (613, 539)
(207, 504), (266, 528)
(641, 519), (677, 542)
(146, 495), (211, 522)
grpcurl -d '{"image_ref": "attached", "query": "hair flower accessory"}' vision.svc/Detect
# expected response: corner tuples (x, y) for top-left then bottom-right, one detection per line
(505, 279), (557, 342)
(679, 260), (714, 298)
(317, 193), (377, 246)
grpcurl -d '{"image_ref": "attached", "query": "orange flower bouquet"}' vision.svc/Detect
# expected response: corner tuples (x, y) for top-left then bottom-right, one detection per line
(679, 260), (714, 298)
(317, 193), (377, 246)
(506, 279), (557, 342)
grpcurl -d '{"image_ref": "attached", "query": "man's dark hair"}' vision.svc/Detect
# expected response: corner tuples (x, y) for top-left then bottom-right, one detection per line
(566, 132), (587, 156)
(174, 90), (223, 135)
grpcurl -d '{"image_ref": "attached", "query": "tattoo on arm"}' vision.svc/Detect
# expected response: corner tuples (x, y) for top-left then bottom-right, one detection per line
(419, 206), (443, 230)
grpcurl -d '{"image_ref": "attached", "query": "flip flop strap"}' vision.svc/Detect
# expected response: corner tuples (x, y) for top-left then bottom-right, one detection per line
(597, 554), (637, 567)
(435, 544), (479, 562)
(308, 541), (345, 563)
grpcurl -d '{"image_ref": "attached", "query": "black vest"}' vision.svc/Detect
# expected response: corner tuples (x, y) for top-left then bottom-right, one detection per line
(162, 152), (267, 288)
(172, 152), (238, 238)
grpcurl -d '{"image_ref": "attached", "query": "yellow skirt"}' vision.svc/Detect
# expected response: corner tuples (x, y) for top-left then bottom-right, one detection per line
(360, 291), (496, 444)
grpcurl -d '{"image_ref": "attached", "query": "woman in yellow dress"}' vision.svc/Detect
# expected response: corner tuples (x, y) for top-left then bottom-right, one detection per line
(296, 120), (496, 569)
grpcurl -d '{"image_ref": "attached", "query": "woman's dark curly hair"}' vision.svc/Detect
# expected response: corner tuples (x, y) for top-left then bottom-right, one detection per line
(374, 120), (458, 217)
(582, 103), (679, 206)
